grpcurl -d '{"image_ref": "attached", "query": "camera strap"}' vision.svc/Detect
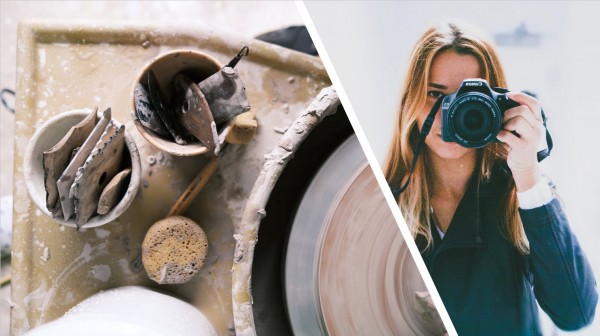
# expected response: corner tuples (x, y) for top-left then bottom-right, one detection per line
(390, 95), (554, 201)
(390, 96), (444, 200)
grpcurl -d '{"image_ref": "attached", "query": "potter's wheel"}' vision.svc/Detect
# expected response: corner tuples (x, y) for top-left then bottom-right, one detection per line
(284, 135), (438, 335)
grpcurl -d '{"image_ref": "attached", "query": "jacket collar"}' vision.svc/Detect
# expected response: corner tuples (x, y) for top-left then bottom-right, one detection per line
(417, 165), (511, 257)
(433, 173), (485, 254)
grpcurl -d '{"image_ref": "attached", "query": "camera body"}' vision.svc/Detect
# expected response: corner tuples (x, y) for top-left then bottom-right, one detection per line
(441, 78), (519, 148)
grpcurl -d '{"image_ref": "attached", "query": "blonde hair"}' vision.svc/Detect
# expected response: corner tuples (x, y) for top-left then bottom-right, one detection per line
(384, 21), (528, 253)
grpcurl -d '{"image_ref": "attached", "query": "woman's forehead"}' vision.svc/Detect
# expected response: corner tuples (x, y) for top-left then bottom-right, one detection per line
(429, 50), (482, 90)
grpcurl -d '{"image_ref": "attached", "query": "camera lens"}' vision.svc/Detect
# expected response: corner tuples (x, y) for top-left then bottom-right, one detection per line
(446, 93), (502, 148)
(464, 109), (484, 131)
(453, 101), (493, 141)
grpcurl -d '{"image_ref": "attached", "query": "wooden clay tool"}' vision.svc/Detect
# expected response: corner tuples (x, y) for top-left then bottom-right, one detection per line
(147, 70), (188, 145)
(57, 108), (111, 221)
(97, 168), (132, 215)
(43, 108), (98, 217)
(71, 120), (125, 227)
(133, 83), (170, 137)
(172, 73), (219, 153)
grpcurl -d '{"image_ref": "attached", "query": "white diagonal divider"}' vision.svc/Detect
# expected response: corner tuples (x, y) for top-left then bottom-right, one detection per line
(295, 1), (458, 335)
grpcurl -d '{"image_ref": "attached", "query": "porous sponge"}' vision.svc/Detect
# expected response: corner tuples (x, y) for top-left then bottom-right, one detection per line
(142, 215), (208, 284)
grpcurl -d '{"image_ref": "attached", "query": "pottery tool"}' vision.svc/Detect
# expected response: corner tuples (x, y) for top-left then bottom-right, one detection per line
(147, 69), (188, 145)
(171, 47), (251, 153)
(197, 61), (251, 124)
(133, 47), (252, 151)
(142, 156), (218, 284)
(172, 73), (219, 153)
(71, 120), (125, 227)
(141, 83), (254, 284)
(142, 215), (210, 285)
(43, 108), (98, 217)
(97, 168), (132, 215)
(57, 108), (111, 221)
(133, 82), (170, 137)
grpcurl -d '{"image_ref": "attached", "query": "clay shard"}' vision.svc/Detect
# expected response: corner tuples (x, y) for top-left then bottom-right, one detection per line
(42, 108), (98, 217)
(134, 83), (169, 136)
(97, 168), (131, 215)
(197, 66), (251, 124)
(71, 120), (125, 227)
(173, 74), (217, 152)
(57, 108), (112, 221)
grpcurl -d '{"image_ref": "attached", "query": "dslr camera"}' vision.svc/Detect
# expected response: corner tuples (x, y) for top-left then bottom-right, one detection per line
(441, 78), (519, 148)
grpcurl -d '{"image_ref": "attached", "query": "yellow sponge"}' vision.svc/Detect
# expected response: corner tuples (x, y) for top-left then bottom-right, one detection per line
(142, 216), (208, 284)
(226, 111), (257, 144)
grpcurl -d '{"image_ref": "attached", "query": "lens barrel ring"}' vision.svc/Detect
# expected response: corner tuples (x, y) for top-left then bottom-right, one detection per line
(446, 92), (502, 148)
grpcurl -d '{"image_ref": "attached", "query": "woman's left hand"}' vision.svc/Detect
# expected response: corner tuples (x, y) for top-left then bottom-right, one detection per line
(496, 91), (545, 191)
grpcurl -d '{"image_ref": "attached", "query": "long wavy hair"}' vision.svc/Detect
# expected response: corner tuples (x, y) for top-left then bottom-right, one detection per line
(384, 21), (528, 253)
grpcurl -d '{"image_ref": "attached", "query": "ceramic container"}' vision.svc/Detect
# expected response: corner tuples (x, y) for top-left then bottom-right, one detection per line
(23, 109), (141, 228)
(130, 49), (227, 156)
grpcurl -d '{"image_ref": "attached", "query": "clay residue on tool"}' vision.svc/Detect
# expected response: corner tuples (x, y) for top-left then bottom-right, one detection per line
(71, 120), (125, 226)
(57, 108), (111, 221)
(172, 73), (218, 152)
(132, 47), (254, 156)
(43, 108), (98, 218)
(97, 168), (131, 215)
(36, 108), (137, 227)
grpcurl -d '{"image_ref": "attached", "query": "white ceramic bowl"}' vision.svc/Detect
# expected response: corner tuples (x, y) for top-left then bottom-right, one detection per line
(23, 286), (217, 336)
(23, 109), (141, 228)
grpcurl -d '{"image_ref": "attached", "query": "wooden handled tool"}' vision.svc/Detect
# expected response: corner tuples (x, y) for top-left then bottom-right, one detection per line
(167, 156), (219, 217)
(141, 86), (257, 284)
(141, 155), (219, 285)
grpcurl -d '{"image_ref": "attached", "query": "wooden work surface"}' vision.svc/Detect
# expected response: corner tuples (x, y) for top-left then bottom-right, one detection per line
(11, 19), (330, 335)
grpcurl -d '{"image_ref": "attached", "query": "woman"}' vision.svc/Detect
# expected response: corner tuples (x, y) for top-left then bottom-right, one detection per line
(385, 21), (597, 335)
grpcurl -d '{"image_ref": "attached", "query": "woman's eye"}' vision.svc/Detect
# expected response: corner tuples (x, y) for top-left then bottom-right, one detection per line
(427, 90), (444, 99)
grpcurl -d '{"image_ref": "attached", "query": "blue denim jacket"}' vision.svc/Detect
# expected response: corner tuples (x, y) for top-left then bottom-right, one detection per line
(417, 170), (598, 335)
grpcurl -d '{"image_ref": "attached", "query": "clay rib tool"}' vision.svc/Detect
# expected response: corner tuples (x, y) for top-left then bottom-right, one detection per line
(57, 108), (111, 221)
(134, 83), (169, 136)
(71, 120), (125, 227)
(197, 46), (251, 125)
(147, 70), (187, 145)
(97, 168), (131, 215)
(171, 47), (253, 154)
(42, 108), (98, 217)
(172, 74), (219, 153)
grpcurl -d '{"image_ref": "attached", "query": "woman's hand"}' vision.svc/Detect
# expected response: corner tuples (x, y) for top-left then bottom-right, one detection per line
(496, 91), (545, 192)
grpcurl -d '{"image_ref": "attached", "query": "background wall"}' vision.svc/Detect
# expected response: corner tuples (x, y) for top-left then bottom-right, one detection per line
(305, 1), (600, 335)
